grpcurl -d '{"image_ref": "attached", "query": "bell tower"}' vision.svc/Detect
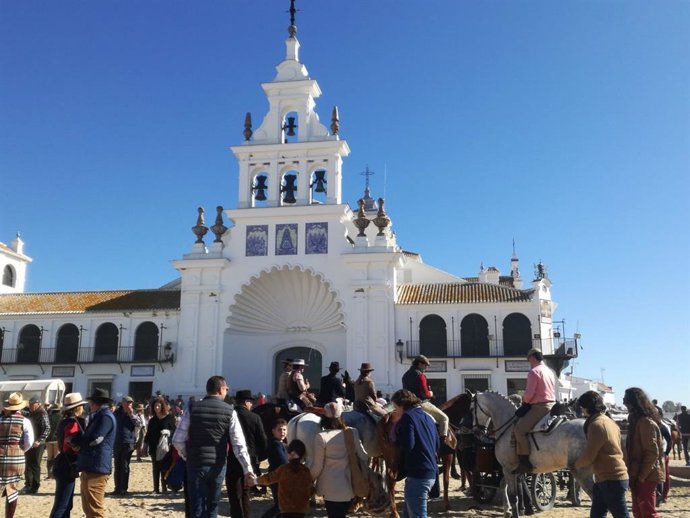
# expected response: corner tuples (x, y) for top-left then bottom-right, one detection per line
(231, 2), (350, 209)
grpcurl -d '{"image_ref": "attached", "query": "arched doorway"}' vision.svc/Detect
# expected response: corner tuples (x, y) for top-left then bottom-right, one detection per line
(134, 322), (159, 361)
(419, 314), (447, 358)
(94, 323), (118, 362)
(502, 313), (533, 357)
(460, 314), (489, 357)
(56, 324), (79, 363)
(274, 347), (323, 394)
(17, 324), (41, 363)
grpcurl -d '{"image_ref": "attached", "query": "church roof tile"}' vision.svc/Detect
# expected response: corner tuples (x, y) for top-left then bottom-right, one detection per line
(0, 290), (180, 315)
(396, 283), (533, 305)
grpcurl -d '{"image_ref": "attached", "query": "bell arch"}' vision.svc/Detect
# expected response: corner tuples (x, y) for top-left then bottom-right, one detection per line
(2, 265), (15, 287)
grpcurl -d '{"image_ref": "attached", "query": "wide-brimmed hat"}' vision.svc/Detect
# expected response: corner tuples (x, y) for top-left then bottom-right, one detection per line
(413, 355), (430, 366)
(3, 392), (28, 411)
(63, 392), (85, 411)
(86, 388), (113, 404)
(136, 403), (145, 411)
(359, 362), (375, 372)
(291, 358), (308, 367)
(235, 390), (254, 402)
(328, 361), (341, 371)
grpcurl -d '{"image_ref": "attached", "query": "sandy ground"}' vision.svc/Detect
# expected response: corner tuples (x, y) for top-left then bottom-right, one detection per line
(11, 457), (690, 518)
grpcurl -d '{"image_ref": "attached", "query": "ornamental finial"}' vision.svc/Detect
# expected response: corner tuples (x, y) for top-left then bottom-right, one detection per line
(287, 0), (298, 38)
(192, 207), (208, 244)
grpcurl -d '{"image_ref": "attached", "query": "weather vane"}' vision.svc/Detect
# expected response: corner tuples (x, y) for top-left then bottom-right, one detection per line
(288, 0), (299, 37)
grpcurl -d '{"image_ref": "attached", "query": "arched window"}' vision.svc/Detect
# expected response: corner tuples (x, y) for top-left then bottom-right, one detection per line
(310, 169), (328, 204)
(503, 313), (533, 357)
(134, 322), (159, 361)
(252, 172), (269, 207)
(56, 324), (79, 363)
(2, 265), (15, 287)
(281, 171), (298, 205)
(17, 324), (41, 363)
(419, 314), (447, 358)
(94, 323), (118, 362)
(461, 314), (489, 357)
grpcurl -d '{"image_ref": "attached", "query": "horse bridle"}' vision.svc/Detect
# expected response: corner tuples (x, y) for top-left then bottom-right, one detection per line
(472, 393), (517, 442)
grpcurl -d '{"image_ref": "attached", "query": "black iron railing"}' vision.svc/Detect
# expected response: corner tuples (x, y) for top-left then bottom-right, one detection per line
(404, 337), (578, 360)
(0, 345), (174, 365)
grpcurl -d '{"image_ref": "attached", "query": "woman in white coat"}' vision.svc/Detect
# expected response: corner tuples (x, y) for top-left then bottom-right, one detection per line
(310, 399), (368, 518)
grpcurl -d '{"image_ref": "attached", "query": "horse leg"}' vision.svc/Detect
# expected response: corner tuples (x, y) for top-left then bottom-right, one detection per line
(386, 468), (399, 518)
(503, 473), (520, 518)
(451, 449), (461, 479)
(442, 453), (451, 511)
(570, 466), (594, 498)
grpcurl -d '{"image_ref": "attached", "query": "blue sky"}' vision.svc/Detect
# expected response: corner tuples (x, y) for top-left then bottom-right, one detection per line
(1, 1), (688, 405)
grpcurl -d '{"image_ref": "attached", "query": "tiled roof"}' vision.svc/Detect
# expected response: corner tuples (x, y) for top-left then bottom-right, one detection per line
(0, 290), (181, 315)
(396, 283), (533, 305)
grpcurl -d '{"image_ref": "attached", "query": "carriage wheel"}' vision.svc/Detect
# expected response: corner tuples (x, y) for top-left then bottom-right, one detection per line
(530, 472), (557, 511)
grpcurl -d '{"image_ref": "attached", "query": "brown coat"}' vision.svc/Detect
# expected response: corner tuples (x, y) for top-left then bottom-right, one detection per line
(574, 413), (628, 482)
(257, 461), (313, 513)
(625, 416), (665, 483)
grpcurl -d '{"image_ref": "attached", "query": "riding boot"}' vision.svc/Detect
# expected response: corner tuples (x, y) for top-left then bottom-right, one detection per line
(5, 499), (17, 518)
(511, 455), (534, 474)
(46, 459), (54, 479)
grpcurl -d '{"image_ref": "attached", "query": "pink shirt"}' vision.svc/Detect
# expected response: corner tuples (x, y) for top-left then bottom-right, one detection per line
(523, 362), (556, 404)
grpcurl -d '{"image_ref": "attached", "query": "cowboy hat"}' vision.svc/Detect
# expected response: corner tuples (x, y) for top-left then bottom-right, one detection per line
(413, 355), (430, 366)
(63, 392), (86, 411)
(358, 362), (375, 372)
(327, 361), (341, 371)
(3, 392), (28, 411)
(291, 358), (308, 367)
(86, 387), (113, 404)
(235, 389), (255, 402)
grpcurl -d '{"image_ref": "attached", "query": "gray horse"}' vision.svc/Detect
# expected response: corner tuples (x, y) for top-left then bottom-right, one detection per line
(473, 391), (594, 518)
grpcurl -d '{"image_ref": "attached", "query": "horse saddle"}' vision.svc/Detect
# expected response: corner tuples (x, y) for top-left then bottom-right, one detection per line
(529, 414), (568, 435)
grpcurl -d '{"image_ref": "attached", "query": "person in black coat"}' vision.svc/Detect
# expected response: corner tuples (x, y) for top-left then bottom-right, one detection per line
(112, 396), (140, 496)
(316, 362), (346, 406)
(227, 390), (267, 518)
(144, 396), (176, 493)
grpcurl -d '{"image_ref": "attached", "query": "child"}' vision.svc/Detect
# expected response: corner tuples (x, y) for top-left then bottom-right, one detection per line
(260, 419), (289, 518)
(257, 439), (312, 518)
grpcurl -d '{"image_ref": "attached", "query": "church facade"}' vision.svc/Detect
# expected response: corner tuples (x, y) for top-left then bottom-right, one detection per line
(0, 19), (577, 404)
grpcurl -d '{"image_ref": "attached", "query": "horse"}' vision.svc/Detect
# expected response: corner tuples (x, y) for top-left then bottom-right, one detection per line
(289, 395), (470, 517)
(471, 391), (594, 518)
(252, 402), (299, 438)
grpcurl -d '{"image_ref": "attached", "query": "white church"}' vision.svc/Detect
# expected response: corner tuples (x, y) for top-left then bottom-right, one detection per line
(0, 13), (578, 404)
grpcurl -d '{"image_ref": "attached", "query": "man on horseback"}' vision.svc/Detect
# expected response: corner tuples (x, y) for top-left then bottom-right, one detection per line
(402, 355), (450, 445)
(316, 361), (346, 406)
(287, 359), (314, 410)
(512, 348), (557, 474)
(354, 363), (387, 419)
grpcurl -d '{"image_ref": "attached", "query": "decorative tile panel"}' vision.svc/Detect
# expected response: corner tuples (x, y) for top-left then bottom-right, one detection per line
(306, 222), (328, 254)
(276, 224), (298, 255)
(246, 225), (268, 256)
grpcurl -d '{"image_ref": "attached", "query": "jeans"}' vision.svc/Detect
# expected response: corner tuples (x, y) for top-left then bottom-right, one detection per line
(187, 464), (226, 518)
(25, 444), (46, 489)
(630, 480), (660, 518)
(682, 434), (690, 463)
(404, 476), (436, 518)
(49, 474), (76, 518)
(113, 444), (134, 493)
(590, 479), (629, 518)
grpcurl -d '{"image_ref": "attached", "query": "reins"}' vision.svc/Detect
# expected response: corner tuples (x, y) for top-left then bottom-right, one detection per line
(473, 395), (516, 442)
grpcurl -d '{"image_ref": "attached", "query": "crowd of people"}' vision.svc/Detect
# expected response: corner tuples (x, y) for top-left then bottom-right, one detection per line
(0, 352), (687, 518)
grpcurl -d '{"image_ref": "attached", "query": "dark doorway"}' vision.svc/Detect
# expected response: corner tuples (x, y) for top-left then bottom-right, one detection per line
(56, 324), (79, 363)
(503, 313), (533, 357)
(419, 315), (447, 358)
(134, 322), (159, 361)
(94, 323), (118, 362)
(274, 347), (323, 395)
(426, 378), (447, 404)
(460, 314), (489, 357)
(129, 381), (153, 405)
(17, 324), (41, 363)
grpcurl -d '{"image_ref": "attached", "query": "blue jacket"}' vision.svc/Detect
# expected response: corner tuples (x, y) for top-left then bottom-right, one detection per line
(266, 437), (288, 472)
(396, 406), (439, 480)
(75, 405), (116, 474)
(113, 406), (139, 446)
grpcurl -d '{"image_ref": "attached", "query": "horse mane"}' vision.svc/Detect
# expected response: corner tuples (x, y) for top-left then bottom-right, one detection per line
(481, 390), (518, 409)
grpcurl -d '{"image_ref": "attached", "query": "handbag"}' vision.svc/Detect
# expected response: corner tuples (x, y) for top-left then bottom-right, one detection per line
(53, 452), (80, 480)
(343, 427), (370, 498)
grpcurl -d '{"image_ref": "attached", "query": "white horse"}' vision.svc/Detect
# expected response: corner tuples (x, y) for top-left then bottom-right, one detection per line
(472, 391), (594, 518)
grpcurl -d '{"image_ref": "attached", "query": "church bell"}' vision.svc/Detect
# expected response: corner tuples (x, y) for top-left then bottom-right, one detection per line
(311, 170), (327, 193)
(253, 175), (268, 201)
(281, 174), (297, 204)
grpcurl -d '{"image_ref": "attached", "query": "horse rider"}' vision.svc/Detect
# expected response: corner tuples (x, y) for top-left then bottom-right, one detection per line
(317, 361), (346, 406)
(287, 359), (314, 409)
(353, 363), (387, 419)
(276, 358), (292, 406)
(401, 355), (450, 445)
(512, 348), (557, 474)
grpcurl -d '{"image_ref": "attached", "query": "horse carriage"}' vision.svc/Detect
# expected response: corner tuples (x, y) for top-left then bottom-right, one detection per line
(473, 441), (581, 511)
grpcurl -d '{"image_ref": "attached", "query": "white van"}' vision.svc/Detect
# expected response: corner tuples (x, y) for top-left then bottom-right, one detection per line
(0, 379), (66, 408)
